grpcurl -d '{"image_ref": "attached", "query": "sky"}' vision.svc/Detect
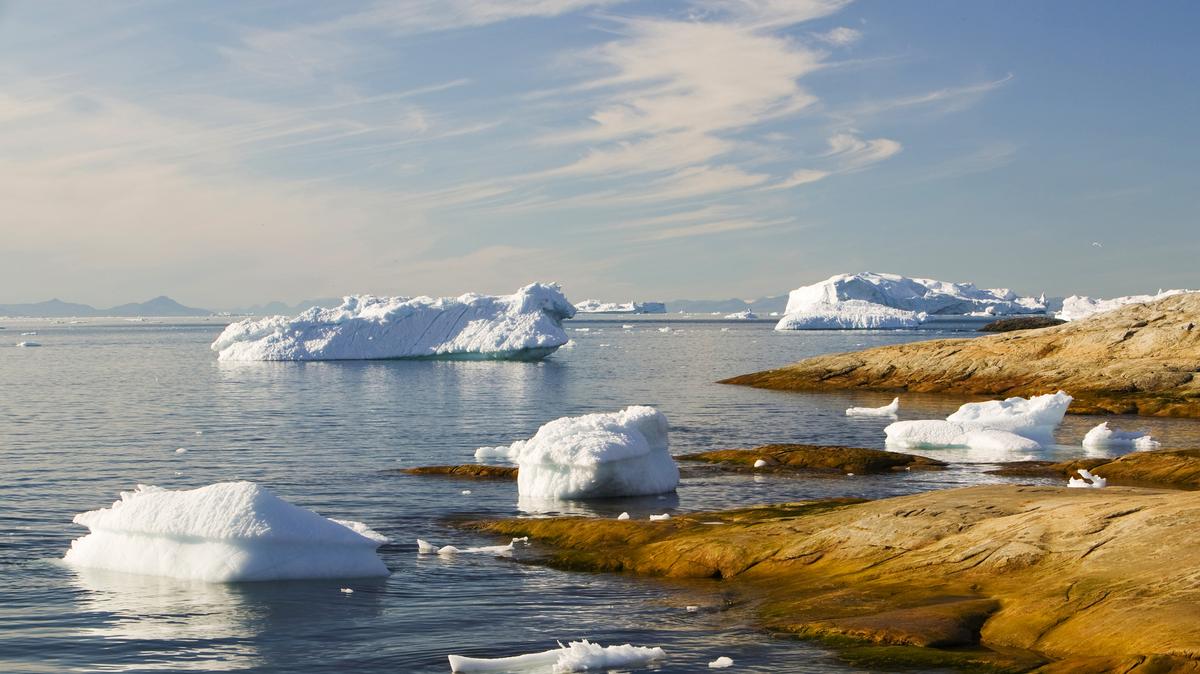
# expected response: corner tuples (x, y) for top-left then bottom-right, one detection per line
(1, 0), (1197, 309)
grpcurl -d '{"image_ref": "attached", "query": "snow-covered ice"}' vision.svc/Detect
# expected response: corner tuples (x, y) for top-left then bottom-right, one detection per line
(573, 300), (666, 314)
(447, 640), (666, 673)
(846, 397), (900, 417)
(709, 656), (734, 668)
(617, 512), (630, 520)
(211, 283), (575, 361)
(1068, 468), (1107, 489)
(775, 272), (1048, 331)
(1082, 422), (1161, 450)
(723, 310), (757, 320)
(1056, 289), (1195, 321)
(885, 392), (1071, 451)
(62, 482), (390, 582)
(476, 406), (679, 500)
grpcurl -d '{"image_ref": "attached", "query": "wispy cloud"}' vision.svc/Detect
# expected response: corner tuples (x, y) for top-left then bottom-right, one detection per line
(814, 26), (862, 46)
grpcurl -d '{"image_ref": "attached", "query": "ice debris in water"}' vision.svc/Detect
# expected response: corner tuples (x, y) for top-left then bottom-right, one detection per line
(475, 406), (679, 500)
(175, 447), (187, 454)
(617, 512), (630, 520)
(649, 513), (671, 521)
(210, 283), (575, 362)
(340, 587), (353, 594)
(885, 392), (1072, 452)
(16, 341), (41, 347)
(846, 397), (900, 417)
(686, 605), (699, 612)
(62, 482), (389, 582)
(447, 639), (666, 673)
(1068, 469), (1107, 489)
(753, 459), (768, 468)
(461, 490), (472, 495)
(709, 656), (734, 668)
(417, 537), (529, 557)
(1082, 422), (1161, 450)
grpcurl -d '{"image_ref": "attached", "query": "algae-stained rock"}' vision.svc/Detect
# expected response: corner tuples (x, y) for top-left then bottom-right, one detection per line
(722, 293), (1200, 417)
(468, 485), (1200, 670)
(678, 444), (945, 474)
(979, 316), (1066, 332)
(390, 465), (518, 480)
(990, 449), (1200, 490)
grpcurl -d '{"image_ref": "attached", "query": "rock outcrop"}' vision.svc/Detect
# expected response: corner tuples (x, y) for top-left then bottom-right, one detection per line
(722, 293), (1200, 417)
(388, 465), (518, 480)
(991, 448), (1200, 490)
(979, 316), (1066, 332)
(678, 444), (945, 474)
(468, 486), (1200, 672)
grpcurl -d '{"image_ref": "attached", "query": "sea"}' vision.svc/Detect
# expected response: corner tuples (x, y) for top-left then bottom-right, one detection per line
(3, 315), (1198, 673)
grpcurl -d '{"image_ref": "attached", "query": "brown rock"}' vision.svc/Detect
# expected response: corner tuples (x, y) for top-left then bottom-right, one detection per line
(389, 464), (518, 480)
(990, 449), (1200, 490)
(978, 316), (1066, 332)
(721, 293), (1200, 417)
(678, 444), (945, 474)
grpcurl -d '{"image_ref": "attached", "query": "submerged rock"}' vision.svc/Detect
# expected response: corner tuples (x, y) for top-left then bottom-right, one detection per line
(391, 465), (518, 480)
(465, 485), (1200, 671)
(722, 292), (1200, 417)
(678, 444), (945, 474)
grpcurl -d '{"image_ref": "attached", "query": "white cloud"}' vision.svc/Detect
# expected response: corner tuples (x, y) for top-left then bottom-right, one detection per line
(815, 26), (861, 46)
(822, 132), (902, 170)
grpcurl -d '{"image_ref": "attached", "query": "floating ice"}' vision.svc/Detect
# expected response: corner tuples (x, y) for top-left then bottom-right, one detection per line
(657, 327), (671, 333)
(574, 300), (666, 314)
(175, 448), (187, 454)
(709, 656), (734, 668)
(649, 513), (671, 521)
(480, 406), (679, 500)
(417, 539), (438, 554)
(753, 459), (768, 468)
(686, 605), (700, 612)
(418, 537), (528, 558)
(885, 392), (1071, 451)
(62, 482), (389, 582)
(211, 283), (575, 361)
(1068, 468), (1107, 489)
(1082, 422), (1161, 450)
(461, 490), (472, 495)
(340, 587), (353, 594)
(1056, 289), (1196, 321)
(449, 640), (666, 673)
(20, 331), (37, 335)
(723, 310), (757, 320)
(617, 512), (630, 520)
(846, 397), (900, 417)
(16, 341), (41, 347)
(775, 300), (926, 330)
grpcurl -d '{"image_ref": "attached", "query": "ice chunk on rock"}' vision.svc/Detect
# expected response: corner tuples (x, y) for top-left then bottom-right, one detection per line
(481, 406), (679, 500)
(211, 283), (575, 361)
(617, 512), (630, 520)
(1068, 468), (1107, 488)
(448, 640), (666, 673)
(753, 459), (768, 468)
(63, 482), (389, 582)
(649, 513), (671, 521)
(885, 392), (1071, 451)
(1082, 422), (1161, 450)
(846, 397), (900, 417)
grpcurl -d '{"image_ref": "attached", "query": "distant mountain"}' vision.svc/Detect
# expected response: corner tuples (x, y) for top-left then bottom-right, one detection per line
(668, 295), (789, 314)
(0, 296), (211, 317)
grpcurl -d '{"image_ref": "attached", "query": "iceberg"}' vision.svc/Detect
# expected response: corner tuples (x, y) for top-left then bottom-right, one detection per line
(775, 272), (1048, 331)
(63, 482), (390, 582)
(885, 392), (1072, 451)
(211, 283), (575, 361)
(1056, 289), (1196, 321)
(1082, 422), (1161, 450)
(477, 406), (679, 500)
(448, 640), (666, 673)
(846, 397), (900, 417)
(573, 299), (666, 314)
(723, 310), (757, 320)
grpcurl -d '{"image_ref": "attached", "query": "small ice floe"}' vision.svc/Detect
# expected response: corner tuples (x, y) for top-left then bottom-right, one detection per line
(175, 448), (187, 454)
(885, 392), (1072, 452)
(574, 328), (590, 333)
(63, 482), (390, 582)
(461, 490), (472, 495)
(846, 397), (900, 418)
(720, 327), (731, 332)
(649, 513), (671, 521)
(617, 512), (630, 520)
(1067, 469), (1107, 489)
(686, 605), (699, 612)
(657, 327), (671, 333)
(448, 639), (666, 673)
(195, 430), (204, 435)
(622, 324), (634, 329)
(340, 587), (354, 594)
(752, 459), (768, 468)
(709, 656), (734, 668)
(846, 472), (855, 477)
(16, 341), (41, 347)
(417, 537), (529, 557)
(1082, 422), (1161, 451)
(20, 331), (37, 335)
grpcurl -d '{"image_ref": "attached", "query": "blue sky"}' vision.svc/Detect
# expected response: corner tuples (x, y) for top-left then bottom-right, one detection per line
(1, 0), (1196, 308)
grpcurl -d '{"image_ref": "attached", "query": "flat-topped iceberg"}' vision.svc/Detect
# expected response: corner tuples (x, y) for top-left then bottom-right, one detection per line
(885, 391), (1072, 452)
(63, 482), (389, 582)
(723, 310), (758, 320)
(475, 406), (679, 500)
(573, 299), (666, 314)
(775, 272), (1047, 331)
(212, 283), (575, 361)
(1056, 289), (1196, 322)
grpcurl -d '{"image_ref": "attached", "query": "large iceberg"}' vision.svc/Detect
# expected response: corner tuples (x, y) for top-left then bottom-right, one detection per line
(885, 391), (1072, 451)
(212, 283), (575, 361)
(1056, 289), (1196, 322)
(573, 299), (666, 314)
(775, 272), (1047, 331)
(63, 482), (390, 582)
(475, 406), (679, 500)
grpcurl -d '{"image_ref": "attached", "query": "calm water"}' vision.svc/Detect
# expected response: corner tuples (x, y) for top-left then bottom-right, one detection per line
(3, 316), (1198, 673)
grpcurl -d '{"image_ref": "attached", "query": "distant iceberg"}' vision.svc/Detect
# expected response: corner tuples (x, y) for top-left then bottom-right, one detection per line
(1056, 289), (1196, 321)
(885, 391), (1072, 452)
(723, 310), (758, 320)
(212, 283), (575, 361)
(475, 406), (679, 500)
(775, 272), (1046, 331)
(63, 482), (390, 582)
(574, 299), (666, 314)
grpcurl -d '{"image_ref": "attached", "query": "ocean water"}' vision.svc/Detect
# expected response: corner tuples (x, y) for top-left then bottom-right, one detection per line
(3, 316), (1198, 673)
